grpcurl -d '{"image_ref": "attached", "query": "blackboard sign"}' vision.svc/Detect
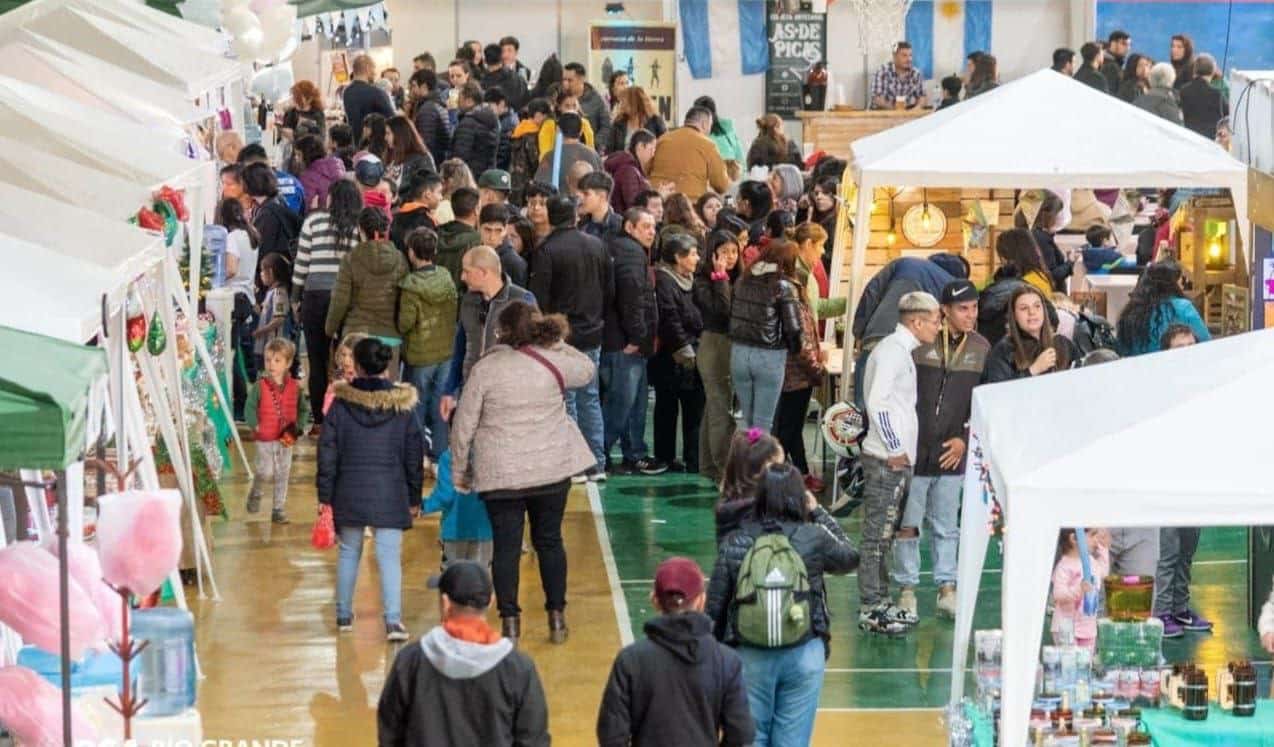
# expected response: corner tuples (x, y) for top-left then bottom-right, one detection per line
(766, 4), (827, 119)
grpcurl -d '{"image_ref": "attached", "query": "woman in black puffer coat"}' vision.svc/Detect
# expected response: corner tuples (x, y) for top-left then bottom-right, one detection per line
(318, 338), (424, 641)
(728, 239), (803, 431)
(706, 464), (858, 746)
(652, 232), (706, 473)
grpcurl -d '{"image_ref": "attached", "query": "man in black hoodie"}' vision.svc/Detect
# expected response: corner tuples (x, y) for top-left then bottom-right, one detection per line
(596, 557), (754, 747)
(451, 82), (500, 180)
(480, 43), (529, 112)
(378, 561), (549, 746)
(530, 194), (613, 480)
(601, 207), (666, 476)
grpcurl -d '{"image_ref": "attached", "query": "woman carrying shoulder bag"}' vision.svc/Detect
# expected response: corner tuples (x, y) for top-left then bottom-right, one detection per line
(449, 301), (597, 646)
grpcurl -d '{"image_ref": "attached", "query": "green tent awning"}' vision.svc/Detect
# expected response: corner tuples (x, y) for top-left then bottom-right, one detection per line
(0, 326), (108, 470)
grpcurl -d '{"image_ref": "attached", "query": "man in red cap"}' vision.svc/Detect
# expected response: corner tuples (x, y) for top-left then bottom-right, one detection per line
(596, 557), (755, 746)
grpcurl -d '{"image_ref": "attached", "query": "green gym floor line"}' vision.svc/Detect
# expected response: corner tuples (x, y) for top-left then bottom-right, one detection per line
(595, 465), (1261, 709)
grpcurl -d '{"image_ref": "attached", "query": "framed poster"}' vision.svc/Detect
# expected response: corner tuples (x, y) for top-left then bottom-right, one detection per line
(588, 22), (677, 124)
(766, 2), (827, 119)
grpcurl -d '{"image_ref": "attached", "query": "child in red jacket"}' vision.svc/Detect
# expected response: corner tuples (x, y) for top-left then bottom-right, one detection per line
(246, 338), (311, 524)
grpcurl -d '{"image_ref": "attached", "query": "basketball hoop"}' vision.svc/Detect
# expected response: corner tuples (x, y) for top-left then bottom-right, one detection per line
(843, 0), (914, 107)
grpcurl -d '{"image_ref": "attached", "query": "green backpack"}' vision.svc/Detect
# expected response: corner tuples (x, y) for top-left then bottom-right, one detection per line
(734, 530), (812, 648)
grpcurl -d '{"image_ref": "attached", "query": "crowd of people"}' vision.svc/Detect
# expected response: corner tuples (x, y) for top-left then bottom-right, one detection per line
(208, 30), (1228, 746)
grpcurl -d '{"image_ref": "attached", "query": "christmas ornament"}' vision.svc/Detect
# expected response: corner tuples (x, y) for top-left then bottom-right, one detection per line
(146, 312), (167, 356)
(126, 291), (146, 353)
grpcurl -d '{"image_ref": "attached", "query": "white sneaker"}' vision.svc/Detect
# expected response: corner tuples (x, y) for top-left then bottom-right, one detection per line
(897, 587), (919, 620)
(936, 584), (958, 619)
(570, 473), (588, 484)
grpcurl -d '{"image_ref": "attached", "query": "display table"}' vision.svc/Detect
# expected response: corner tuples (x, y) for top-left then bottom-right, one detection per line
(1141, 701), (1274, 746)
(1074, 273), (1139, 323)
(797, 108), (929, 159)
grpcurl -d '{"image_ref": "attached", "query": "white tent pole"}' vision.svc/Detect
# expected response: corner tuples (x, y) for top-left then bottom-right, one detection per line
(840, 178), (875, 401)
(999, 512), (1061, 745)
(165, 258), (253, 482)
(949, 428), (992, 706)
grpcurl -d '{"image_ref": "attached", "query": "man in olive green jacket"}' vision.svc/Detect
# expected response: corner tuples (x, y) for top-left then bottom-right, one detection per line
(397, 227), (458, 459)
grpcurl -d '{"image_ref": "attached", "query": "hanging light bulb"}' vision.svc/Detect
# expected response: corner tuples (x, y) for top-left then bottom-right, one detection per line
(886, 231), (897, 245)
(1207, 241), (1222, 260)
(921, 205), (932, 231)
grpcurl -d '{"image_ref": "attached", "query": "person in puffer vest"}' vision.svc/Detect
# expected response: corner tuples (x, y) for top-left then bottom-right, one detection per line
(246, 338), (311, 524)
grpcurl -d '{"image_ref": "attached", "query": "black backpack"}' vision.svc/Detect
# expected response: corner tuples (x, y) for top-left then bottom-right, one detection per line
(1072, 310), (1118, 356)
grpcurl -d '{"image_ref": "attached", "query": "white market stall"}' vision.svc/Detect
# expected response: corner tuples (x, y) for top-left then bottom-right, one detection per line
(0, 135), (154, 221)
(833, 69), (1253, 388)
(952, 328), (1274, 745)
(0, 183), (224, 602)
(0, 0), (244, 117)
(0, 32), (205, 128)
(0, 73), (218, 309)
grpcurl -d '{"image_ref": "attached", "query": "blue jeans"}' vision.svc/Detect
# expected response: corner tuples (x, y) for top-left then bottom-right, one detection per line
(564, 346), (604, 469)
(336, 525), (403, 625)
(736, 637), (826, 747)
(891, 475), (962, 588)
(599, 350), (649, 463)
(730, 344), (787, 431)
(403, 360), (450, 459)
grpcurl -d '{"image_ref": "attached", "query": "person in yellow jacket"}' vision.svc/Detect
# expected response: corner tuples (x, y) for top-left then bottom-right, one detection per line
(538, 91), (596, 155)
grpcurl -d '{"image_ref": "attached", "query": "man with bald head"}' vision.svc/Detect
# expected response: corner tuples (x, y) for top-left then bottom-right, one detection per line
(439, 245), (538, 421)
(344, 53), (395, 139)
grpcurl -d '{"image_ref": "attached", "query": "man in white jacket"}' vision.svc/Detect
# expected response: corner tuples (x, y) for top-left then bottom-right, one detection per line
(857, 291), (941, 635)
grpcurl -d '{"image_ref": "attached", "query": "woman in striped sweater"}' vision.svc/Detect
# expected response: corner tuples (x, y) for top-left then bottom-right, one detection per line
(293, 179), (363, 433)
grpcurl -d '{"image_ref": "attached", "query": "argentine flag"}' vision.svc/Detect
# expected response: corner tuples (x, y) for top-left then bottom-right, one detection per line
(679, 0), (770, 79)
(905, 0), (994, 80)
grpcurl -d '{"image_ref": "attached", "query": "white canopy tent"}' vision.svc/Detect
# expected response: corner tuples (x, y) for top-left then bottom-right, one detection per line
(0, 31), (203, 126)
(0, 0), (239, 99)
(834, 69), (1253, 384)
(0, 134), (154, 221)
(0, 184), (224, 602)
(952, 328), (1274, 745)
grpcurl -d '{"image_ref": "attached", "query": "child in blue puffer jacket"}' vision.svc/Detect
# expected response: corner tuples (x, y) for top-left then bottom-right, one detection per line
(422, 450), (493, 569)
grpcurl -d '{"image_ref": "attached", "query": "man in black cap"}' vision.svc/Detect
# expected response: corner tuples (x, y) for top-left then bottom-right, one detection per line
(378, 561), (549, 746)
(596, 557), (754, 747)
(529, 194), (613, 481)
(891, 279), (989, 622)
(477, 169), (512, 210)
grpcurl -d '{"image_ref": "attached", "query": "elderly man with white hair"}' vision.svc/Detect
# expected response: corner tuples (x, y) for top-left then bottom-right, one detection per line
(857, 291), (942, 636)
(1133, 62), (1184, 124)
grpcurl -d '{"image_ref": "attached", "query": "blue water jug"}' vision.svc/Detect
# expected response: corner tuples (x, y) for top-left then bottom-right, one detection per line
(205, 224), (228, 289)
(131, 608), (197, 718)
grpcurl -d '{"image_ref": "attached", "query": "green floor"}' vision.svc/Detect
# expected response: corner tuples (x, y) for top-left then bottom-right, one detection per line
(596, 460), (1261, 709)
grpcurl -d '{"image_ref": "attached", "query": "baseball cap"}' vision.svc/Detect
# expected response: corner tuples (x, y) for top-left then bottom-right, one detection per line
(478, 169), (512, 192)
(427, 560), (493, 609)
(940, 279), (979, 305)
(354, 155), (385, 187)
(653, 557), (704, 605)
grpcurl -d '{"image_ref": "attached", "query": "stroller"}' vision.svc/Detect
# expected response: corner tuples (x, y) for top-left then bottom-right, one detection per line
(821, 402), (867, 517)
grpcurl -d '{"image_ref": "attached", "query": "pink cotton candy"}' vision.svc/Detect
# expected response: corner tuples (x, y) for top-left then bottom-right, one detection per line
(96, 490), (182, 597)
(0, 542), (106, 660)
(0, 665), (99, 746)
(49, 540), (123, 643)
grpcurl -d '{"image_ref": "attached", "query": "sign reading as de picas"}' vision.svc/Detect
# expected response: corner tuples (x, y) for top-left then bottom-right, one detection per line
(766, 3), (827, 119)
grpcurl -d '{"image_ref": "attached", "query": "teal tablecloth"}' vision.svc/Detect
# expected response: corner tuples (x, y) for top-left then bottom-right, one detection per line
(1142, 700), (1274, 746)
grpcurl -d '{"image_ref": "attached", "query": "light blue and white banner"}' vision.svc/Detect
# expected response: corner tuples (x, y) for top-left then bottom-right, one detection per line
(905, 0), (994, 80)
(679, 0), (769, 80)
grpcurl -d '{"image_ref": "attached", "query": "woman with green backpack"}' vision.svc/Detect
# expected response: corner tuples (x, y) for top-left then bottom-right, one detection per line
(705, 464), (859, 747)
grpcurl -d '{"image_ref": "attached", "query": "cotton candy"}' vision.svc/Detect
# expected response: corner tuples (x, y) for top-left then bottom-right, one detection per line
(0, 665), (99, 746)
(0, 542), (106, 660)
(96, 490), (182, 597)
(49, 540), (123, 643)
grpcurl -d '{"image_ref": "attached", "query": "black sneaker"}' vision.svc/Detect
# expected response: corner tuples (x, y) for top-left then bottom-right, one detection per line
(632, 458), (669, 475)
(881, 602), (920, 627)
(858, 605), (909, 636)
(666, 460), (687, 473)
(245, 492), (262, 514)
(386, 622), (409, 642)
(587, 466), (607, 482)
(337, 616), (353, 633)
(271, 509), (290, 525)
